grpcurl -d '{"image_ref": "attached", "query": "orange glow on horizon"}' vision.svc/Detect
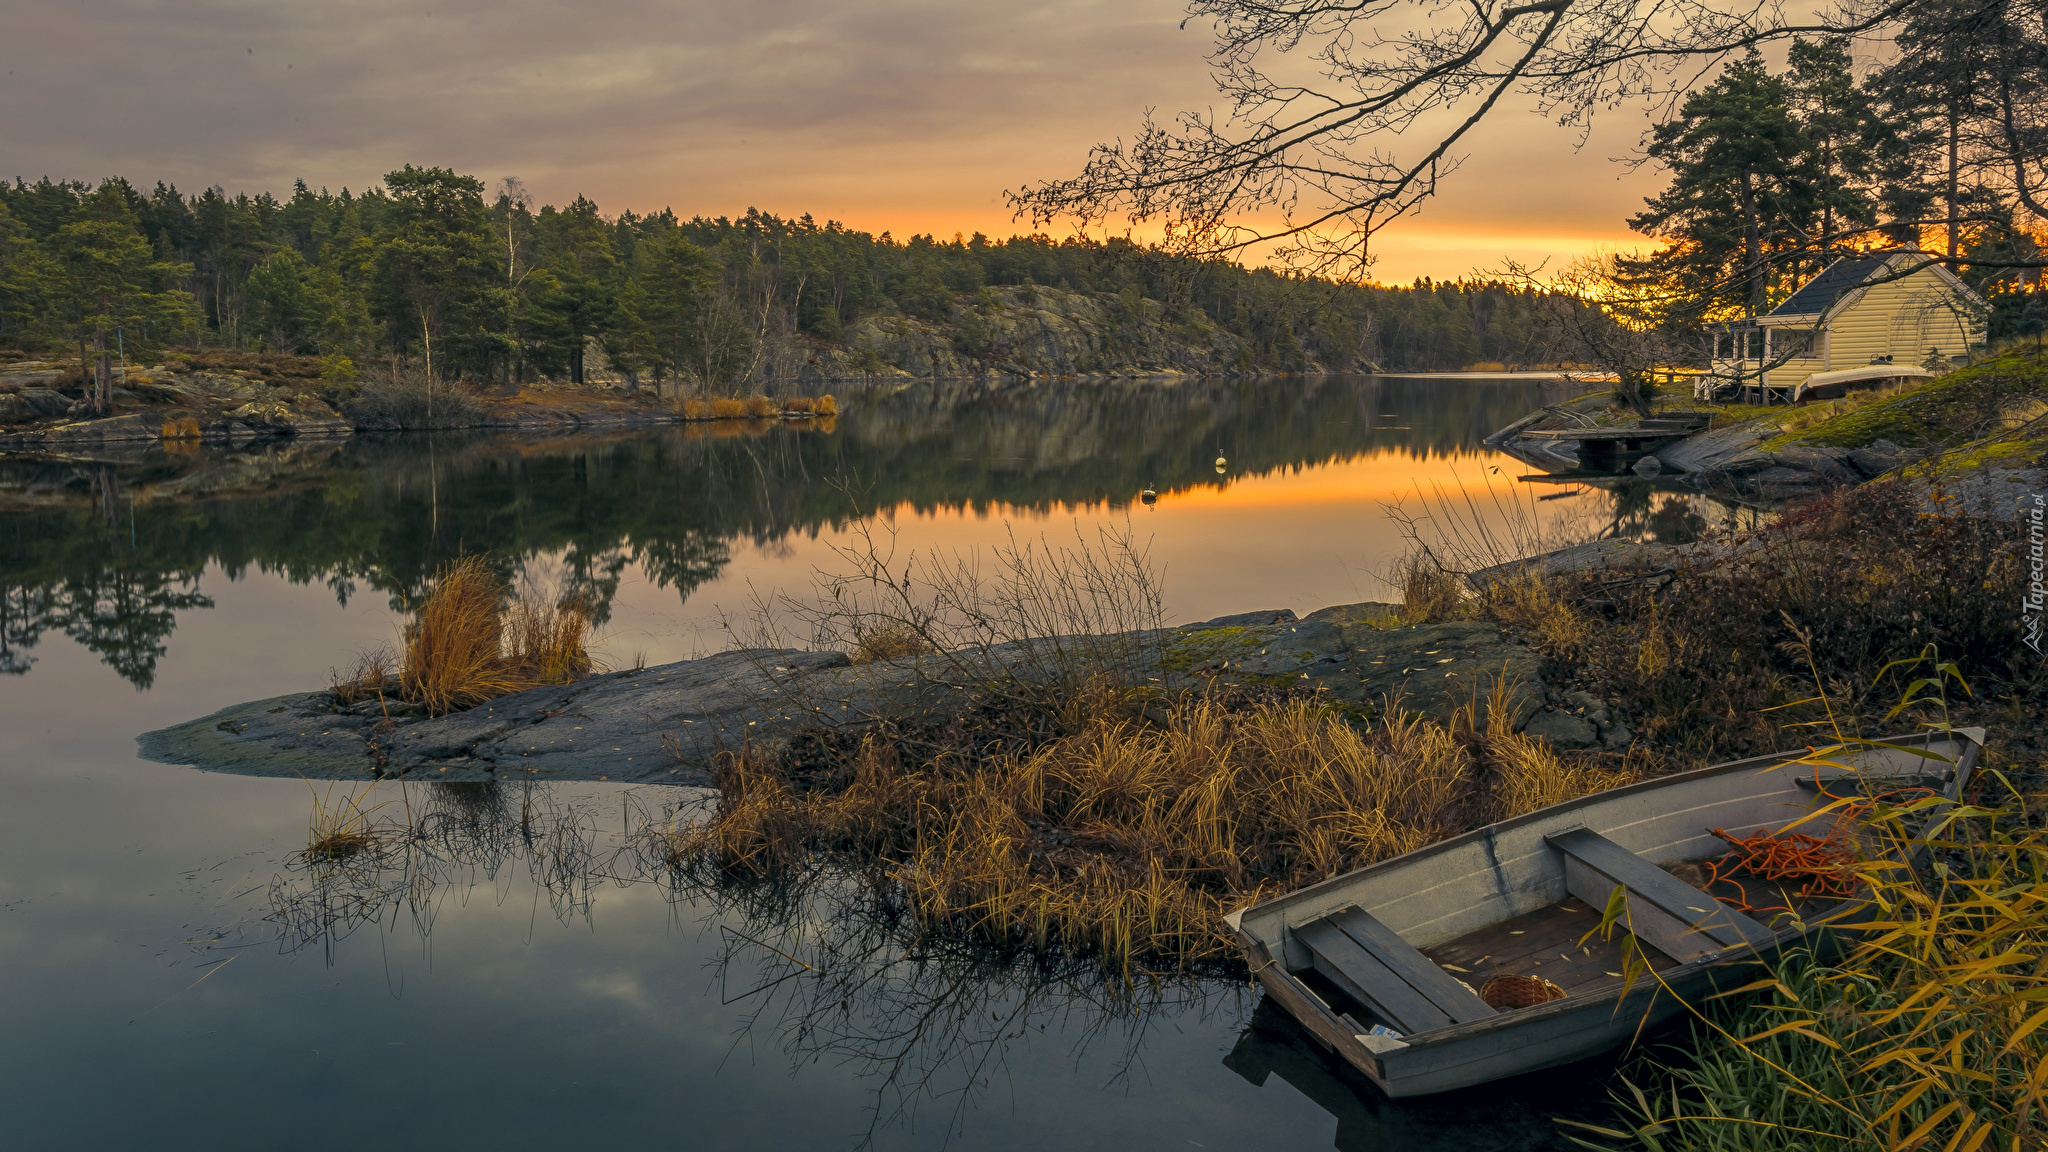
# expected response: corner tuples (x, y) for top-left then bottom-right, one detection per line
(865, 450), (1515, 530)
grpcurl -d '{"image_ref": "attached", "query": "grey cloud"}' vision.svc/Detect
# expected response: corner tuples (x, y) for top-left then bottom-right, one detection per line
(2, 0), (1204, 215)
(0, 0), (1652, 275)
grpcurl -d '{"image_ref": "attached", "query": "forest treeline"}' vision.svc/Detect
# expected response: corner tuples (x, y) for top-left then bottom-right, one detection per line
(0, 168), (1582, 395)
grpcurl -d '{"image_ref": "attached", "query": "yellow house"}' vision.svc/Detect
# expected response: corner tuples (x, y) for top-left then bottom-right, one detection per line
(1706, 249), (1987, 402)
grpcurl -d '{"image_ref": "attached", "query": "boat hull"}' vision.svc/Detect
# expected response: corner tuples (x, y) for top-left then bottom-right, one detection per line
(1230, 729), (1983, 1097)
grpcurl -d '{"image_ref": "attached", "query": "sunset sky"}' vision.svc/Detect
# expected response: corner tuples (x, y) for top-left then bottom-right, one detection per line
(5, 0), (1667, 284)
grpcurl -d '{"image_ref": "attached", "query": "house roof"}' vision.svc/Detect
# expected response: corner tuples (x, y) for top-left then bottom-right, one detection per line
(1766, 254), (1893, 318)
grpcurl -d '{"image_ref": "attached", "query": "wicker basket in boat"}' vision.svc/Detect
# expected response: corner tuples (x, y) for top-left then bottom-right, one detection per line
(1480, 974), (1566, 1009)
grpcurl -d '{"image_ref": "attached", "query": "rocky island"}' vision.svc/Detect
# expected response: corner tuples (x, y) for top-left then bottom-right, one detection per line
(139, 605), (1580, 784)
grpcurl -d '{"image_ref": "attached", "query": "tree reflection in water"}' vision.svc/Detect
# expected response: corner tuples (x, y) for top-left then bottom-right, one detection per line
(264, 779), (1614, 1150)
(3, 374), (1588, 687)
(688, 873), (1240, 1147)
(268, 781), (603, 963)
(269, 780), (1243, 1146)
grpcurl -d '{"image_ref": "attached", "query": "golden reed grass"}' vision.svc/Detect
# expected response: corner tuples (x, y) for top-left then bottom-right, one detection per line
(651, 685), (1624, 974)
(1398, 552), (1466, 623)
(392, 556), (595, 715)
(1575, 796), (2048, 1152)
(680, 394), (834, 420)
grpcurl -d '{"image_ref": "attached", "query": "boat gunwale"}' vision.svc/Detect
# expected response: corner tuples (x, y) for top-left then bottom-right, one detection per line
(1233, 727), (1982, 933)
(1233, 728), (1983, 1069)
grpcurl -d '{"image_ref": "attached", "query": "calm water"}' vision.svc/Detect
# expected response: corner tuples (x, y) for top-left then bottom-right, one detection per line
(0, 375), (1706, 1150)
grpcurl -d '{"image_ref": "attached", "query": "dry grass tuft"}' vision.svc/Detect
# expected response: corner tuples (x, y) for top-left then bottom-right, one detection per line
(397, 556), (597, 715)
(1398, 553), (1466, 623)
(848, 624), (940, 665)
(506, 596), (595, 684)
(1482, 573), (1592, 657)
(328, 647), (395, 706)
(778, 394), (839, 416)
(400, 556), (526, 714)
(303, 782), (388, 861)
(648, 687), (1527, 973)
(683, 393), (835, 419)
(1484, 728), (1634, 820)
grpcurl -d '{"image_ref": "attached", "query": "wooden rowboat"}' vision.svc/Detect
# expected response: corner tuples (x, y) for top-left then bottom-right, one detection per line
(1226, 728), (1985, 1097)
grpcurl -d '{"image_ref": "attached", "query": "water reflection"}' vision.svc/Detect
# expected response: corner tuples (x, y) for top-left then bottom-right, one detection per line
(255, 779), (1604, 1151)
(0, 376), (1607, 686)
(269, 781), (604, 962)
(698, 876), (1231, 1148)
(1224, 999), (1613, 1151)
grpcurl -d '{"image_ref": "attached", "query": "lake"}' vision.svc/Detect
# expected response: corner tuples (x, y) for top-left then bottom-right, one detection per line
(0, 374), (1709, 1150)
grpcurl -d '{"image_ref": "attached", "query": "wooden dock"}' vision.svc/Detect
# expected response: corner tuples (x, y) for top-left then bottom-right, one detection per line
(1515, 412), (1710, 470)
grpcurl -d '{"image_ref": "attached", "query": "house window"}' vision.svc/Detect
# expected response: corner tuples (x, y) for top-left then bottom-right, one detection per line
(1772, 329), (1816, 358)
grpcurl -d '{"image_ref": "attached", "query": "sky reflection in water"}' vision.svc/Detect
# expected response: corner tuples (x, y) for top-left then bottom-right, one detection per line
(0, 376), (1703, 1149)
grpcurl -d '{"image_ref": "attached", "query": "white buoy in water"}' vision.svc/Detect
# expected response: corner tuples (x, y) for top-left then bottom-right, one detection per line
(1214, 455), (1228, 472)
(1140, 488), (1157, 506)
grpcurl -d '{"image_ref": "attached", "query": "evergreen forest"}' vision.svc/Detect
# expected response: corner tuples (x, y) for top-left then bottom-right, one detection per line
(0, 170), (1582, 391)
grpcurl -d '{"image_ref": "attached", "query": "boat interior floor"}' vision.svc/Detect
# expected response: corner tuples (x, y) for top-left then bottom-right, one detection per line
(1421, 898), (1680, 999)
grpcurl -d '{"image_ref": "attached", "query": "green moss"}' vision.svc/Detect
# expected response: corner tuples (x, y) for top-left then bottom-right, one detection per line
(1158, 626), (1259, 671)
(1763, 348), (2048, 451)
(1918, 434), (2048, 477)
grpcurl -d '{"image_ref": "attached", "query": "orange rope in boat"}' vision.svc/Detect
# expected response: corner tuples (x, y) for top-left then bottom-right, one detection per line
(1705, 785), (1937, 913)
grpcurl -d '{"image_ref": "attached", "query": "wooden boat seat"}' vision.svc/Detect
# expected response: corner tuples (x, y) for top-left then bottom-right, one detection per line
(1545, 827), (1777, 961)
(1293, 906), (1496, 1035)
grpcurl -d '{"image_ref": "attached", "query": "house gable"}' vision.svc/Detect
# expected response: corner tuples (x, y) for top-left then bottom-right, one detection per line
(1711, 250), (1987, 392)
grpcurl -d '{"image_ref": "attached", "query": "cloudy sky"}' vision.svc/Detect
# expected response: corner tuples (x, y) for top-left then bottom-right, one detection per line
(3, 0), (1666, 283)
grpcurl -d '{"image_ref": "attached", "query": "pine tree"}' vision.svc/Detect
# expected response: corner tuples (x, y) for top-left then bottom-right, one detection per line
(1626, 50), (1815, 316)
(45, 184), (195, 413)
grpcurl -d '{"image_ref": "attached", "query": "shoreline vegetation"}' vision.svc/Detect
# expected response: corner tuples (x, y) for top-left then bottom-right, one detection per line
(261, 433), (2044, 1148)
(92, 332), (2048, 1147)
(330, 554), (600, 718)
(0, 345), (848, 445)
(0, 166), (1612, 445)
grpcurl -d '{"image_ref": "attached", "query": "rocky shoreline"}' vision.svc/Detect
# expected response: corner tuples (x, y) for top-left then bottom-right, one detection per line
(0, 343), (1365, 454)
(133, 604), (1634, 785)
(1490, 354), (2048, 503)
(1489, 401), (1909, 498)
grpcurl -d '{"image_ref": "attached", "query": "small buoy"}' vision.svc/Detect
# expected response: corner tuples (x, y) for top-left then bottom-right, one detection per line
(1139, 489), (1157, 506)
(1214, 455), (1228, 473)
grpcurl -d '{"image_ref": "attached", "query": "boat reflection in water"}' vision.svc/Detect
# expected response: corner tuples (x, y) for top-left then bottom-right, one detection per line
(1225, 998), (1616, 1152)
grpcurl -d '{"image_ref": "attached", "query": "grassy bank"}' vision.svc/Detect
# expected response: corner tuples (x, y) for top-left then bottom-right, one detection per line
(644, 680), (1630, 974)
(1759, 346), (2048, 456)
(1449, 478), (2038, 766)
